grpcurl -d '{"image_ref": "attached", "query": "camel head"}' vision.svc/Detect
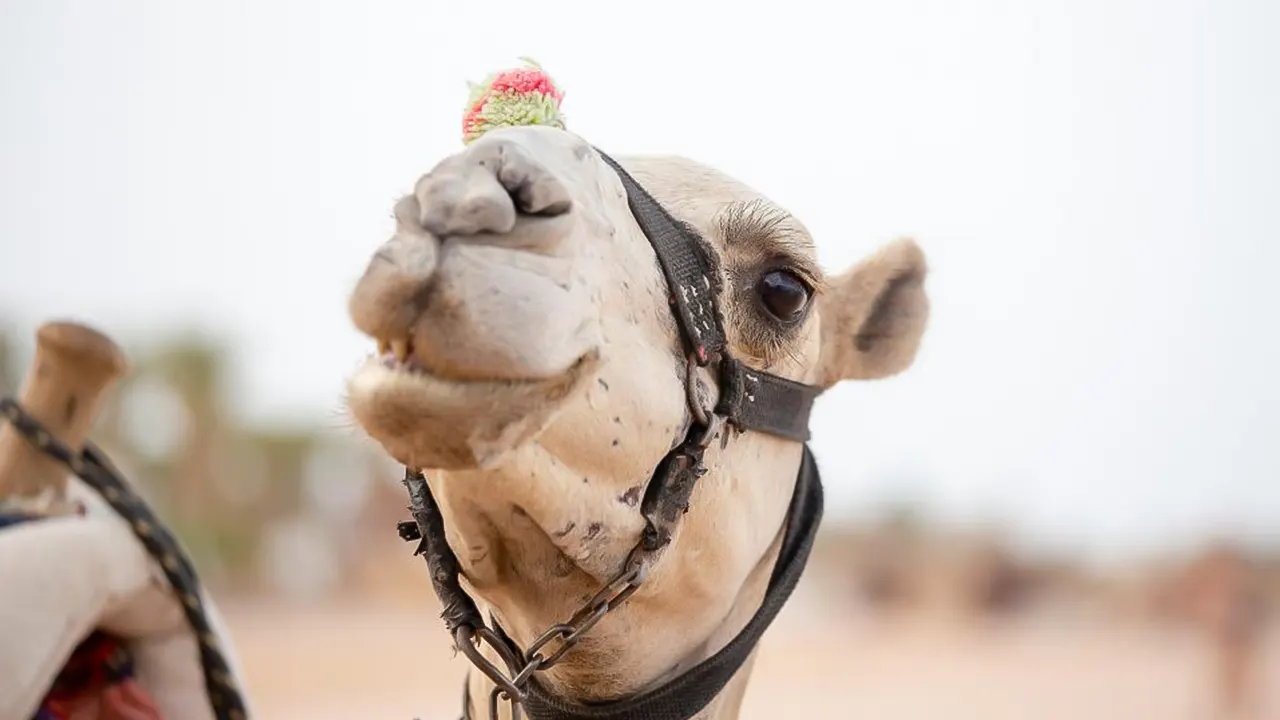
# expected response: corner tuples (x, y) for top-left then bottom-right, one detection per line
(345, 64), (928, 717)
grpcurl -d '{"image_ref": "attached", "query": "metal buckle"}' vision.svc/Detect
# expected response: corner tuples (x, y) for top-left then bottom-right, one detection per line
(684, 352), (713, 427)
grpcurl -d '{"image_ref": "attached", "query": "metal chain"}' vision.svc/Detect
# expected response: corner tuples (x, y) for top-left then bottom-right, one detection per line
(460, 548), (648, 719)
(0, 396), (249, 719)
(403, 510), (651, 720)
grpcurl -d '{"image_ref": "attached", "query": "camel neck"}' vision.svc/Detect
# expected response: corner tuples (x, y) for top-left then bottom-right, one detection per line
(463, 447), (824, 720)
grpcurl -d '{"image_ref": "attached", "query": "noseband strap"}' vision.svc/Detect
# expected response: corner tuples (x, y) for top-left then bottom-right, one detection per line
(715, 359), (821, 443)
(406, 150), (827, 720)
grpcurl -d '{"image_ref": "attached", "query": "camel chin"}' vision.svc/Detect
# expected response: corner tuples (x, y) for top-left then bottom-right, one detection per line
(345, 349), (600, 470)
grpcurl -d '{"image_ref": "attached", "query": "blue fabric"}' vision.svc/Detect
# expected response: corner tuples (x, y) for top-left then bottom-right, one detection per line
(0, 511), (38, 529)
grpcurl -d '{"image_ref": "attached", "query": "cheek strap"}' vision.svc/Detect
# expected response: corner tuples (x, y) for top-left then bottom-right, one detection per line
(595, 150), (821, 443)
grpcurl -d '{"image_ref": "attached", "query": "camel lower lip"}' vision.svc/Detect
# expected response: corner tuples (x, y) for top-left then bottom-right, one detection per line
(347, 349), (601, 470)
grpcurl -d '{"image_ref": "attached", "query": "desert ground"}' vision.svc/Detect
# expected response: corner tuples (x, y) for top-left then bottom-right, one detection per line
(221, 587), (1279, 720)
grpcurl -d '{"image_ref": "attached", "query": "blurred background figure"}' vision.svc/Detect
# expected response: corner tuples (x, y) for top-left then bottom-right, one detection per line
(3, 0), (1278, 718)
(1170, 543), (1271, 719)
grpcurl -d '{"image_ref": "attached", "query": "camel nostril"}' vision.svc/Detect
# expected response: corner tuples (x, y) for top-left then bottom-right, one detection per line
(499, 165), (573, 217)
(514, 187), (572, 217)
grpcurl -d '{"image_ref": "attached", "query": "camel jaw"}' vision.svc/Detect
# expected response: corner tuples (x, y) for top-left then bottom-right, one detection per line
(346, 349), (600, 470)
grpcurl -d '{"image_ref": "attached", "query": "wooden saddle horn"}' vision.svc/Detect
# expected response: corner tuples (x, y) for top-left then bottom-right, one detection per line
(0, 320), (129, 510)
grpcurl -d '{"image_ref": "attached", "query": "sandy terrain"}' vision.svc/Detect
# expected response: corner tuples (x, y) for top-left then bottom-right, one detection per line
(221, 594), (1279, 720)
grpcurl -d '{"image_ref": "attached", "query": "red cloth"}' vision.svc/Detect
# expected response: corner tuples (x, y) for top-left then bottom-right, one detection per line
(38, 632), (163, 720)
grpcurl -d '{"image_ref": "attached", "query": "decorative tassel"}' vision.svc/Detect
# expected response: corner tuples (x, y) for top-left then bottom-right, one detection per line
(462, 57), (566, 144)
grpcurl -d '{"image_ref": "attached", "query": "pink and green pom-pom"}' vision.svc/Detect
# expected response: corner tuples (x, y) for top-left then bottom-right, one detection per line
(462, 58), (565, 145)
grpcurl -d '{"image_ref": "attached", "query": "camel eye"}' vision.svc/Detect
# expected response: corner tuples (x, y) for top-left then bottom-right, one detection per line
(757, 269), (811, 322)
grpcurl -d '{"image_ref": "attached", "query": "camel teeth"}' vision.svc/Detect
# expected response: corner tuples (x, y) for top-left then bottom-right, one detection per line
(391, 338), (410, 363)
(377, 339), (391, 355)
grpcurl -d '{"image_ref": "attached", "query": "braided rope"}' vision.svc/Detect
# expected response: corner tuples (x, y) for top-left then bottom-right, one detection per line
(0, 396), (249, 720)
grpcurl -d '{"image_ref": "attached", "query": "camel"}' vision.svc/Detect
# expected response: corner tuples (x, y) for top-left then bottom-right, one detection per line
(344, 123), (930, 718)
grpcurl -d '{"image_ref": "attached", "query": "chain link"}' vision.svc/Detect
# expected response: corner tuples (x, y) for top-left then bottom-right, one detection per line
(457, 545), (649, 719)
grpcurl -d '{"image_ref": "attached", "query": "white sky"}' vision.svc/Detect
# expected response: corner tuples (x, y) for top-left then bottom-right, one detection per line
(2, 0), (1277, 563)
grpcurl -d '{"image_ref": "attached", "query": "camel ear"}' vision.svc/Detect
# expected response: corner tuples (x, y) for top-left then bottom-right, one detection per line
(815, 238), (929, 388)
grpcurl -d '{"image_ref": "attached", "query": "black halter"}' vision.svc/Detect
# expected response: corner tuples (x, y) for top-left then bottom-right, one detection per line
(402, 149), (828, 720)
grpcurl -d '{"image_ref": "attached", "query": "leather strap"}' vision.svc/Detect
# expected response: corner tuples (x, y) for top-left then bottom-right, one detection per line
(597, 151), (726, 365)
(400, 471), (483, 634)
(716, 359), (821, 443)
